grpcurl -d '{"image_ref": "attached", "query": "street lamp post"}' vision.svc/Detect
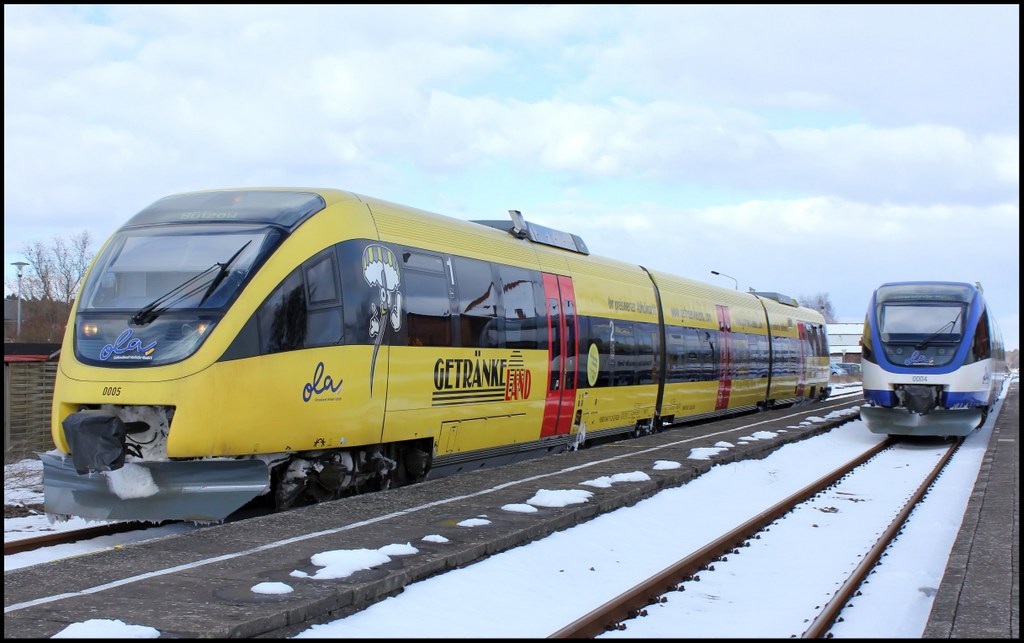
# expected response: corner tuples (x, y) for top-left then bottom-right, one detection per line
(11, 261), (29, 339)
(710, 270), (738, 290)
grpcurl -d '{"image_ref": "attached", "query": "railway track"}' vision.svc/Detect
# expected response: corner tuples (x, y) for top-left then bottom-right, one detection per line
(4, 521), (159, 556)
(550, 433), (961, 638)
(4, 507), (274, 557)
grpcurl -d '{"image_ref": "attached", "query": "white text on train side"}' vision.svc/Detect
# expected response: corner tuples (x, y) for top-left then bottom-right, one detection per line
(608, 298), (657, 315)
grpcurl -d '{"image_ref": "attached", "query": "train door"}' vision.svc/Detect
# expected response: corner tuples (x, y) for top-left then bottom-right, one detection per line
(541, 273), (578, 437)
(795, 321), (808, 398)
(715, 304), (732, 410)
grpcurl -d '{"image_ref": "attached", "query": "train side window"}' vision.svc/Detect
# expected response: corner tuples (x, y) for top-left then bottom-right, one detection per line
(970, 309), (992, 362)
(684, 329), (699, 383)
(733, 334), (750, 379)
(257, 268), (307, 354)
(453, 256), (500, 349)
(403, 250), (452, 347)
(402, 251), (444, 272)
(783, 336), (796, 375)
(636, 322), (657, 385)
(305, 251), (340, 305)
(533, 273), (549, 352)
(498, 265), (540, 350)
(303, 249), (343, 347)
(665, 330), (685, 383)
(813, 324), (827, 357)
(614, 321), (636, 386)
(775, 336), (787, 375)
(700, 330), (717, 380)
(753, 334), (769, 378)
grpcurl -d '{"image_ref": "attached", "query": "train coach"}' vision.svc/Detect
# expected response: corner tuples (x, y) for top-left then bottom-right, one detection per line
(43, 188), (830, 522)
(860, 280), (1007, 437)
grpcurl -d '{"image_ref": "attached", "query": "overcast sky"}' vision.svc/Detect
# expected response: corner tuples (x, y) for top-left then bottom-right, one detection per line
(4, 5), (1019, 349)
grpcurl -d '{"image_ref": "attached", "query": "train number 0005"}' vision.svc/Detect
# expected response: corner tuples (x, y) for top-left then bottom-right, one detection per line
(102, 386), (122, 396)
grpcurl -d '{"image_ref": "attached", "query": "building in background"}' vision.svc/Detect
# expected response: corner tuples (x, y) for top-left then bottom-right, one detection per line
(827, 322), (863, 365)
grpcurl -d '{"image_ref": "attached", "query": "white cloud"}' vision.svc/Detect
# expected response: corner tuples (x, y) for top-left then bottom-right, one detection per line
(4, 5), (1018, 348)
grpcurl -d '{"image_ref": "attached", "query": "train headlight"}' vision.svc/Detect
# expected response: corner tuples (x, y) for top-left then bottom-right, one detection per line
(82, 322), (99, 337)
(181, 322), (210, 337)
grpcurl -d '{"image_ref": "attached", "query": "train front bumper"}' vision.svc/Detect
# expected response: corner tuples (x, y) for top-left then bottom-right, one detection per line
(859, 406), (983, 437)
(40, 453), (269, 523)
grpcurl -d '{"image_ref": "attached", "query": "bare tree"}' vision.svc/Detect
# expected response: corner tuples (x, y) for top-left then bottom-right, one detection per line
(4, 231), (96, 342)
(8, 231), (94, 304)
(17, 240), (53, 302)
(53, 231), (94, 303)
(798, 292), (837, 323)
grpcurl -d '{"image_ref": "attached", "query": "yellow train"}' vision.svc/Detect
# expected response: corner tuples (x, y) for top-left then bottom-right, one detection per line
(44, 188), (830, 522)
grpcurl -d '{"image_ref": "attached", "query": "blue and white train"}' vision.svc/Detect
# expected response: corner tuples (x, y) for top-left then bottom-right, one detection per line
(860, 281), (1007, 437)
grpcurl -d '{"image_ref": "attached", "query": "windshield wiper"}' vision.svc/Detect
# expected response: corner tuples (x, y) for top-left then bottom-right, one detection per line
(915, 311), (962, 350)
(130, 265), (219, 326)
(130, 241), (252, 326)
(198, 241), (252, 306)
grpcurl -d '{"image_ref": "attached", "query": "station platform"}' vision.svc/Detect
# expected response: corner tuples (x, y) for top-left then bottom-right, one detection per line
(924, 377), (1019, 639)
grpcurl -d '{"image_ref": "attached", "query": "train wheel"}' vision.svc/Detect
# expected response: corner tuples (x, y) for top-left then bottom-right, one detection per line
(272, 459), (310, 510)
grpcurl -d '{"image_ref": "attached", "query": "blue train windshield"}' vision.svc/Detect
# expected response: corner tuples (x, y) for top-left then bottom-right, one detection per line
(878, 304), (964, 341)
(874, 283), (973, 367)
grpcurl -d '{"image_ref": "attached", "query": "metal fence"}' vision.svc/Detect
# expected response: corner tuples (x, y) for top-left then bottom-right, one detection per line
(4, 360), (57, 463)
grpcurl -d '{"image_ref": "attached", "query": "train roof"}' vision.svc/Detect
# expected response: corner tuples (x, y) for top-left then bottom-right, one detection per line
(137, 188), (824, 322)
(873, 281), (983, 304)
(124, 189), (340, 231)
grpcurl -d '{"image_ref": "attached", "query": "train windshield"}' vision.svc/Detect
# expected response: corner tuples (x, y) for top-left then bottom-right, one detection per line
(73, 225), (279, 367)
(80, 225), (271, 313)
(878, 304), (965, 342)
(874, 283), (973, 367)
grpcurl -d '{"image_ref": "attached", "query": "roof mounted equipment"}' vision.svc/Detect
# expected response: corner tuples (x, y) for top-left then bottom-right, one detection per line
(471, 210), (589, 255)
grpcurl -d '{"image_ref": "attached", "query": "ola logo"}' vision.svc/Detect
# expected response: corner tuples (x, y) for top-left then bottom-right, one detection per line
(587, 343), (600, 387)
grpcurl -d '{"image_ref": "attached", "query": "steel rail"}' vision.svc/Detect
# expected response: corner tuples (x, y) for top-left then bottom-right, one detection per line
(549, 436), (894, 638)
(801, 437), (963, 638)
(4, 521), (164, 556)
